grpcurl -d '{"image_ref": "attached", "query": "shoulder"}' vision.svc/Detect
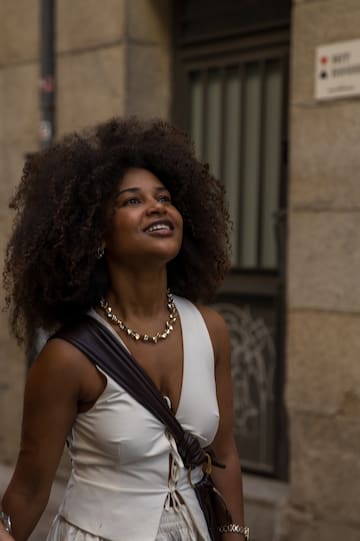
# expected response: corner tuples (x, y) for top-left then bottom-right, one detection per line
(36, 336), (90, 372)
(174, 296), (231, 361)
(175, 296), (228, 339)
(196, 304), (228, 335)
(27, 336), (95, 398)
(196, 304), (230, 363)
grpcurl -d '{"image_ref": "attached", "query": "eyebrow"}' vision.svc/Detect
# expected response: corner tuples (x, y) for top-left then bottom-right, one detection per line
(115, 186), (169, 197)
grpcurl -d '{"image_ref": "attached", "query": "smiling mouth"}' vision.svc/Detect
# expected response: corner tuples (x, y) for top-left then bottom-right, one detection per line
(144, 221), (174, 233)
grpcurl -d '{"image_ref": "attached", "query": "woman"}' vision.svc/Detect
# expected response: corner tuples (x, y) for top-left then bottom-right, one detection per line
(0, 117), (248, 541)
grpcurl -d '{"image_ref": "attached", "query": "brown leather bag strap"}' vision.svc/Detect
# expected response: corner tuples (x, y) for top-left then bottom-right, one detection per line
(53, 315), (209, 469)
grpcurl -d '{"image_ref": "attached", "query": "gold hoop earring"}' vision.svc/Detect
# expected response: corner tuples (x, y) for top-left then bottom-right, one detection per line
(96, 246), (105, 259)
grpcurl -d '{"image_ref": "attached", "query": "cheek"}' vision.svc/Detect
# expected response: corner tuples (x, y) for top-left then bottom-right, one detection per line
(174, 209), (184, 231)
(104, 217), (127, 251)
(107, 210), (137, 236)
(175, 216), (184, 244)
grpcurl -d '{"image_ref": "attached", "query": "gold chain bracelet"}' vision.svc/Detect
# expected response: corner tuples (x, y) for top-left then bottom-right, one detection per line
(0, 511), (12, 534)
(218, 523), (250, 539)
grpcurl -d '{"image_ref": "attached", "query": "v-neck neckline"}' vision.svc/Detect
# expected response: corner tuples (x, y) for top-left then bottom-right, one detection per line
(89, 295), (186, 418)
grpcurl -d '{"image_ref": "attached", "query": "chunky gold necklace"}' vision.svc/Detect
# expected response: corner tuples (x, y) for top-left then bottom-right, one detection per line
(99, 290), (177, 344)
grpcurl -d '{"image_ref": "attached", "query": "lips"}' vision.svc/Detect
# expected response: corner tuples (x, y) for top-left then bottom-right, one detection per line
(144, 220), (174, 233)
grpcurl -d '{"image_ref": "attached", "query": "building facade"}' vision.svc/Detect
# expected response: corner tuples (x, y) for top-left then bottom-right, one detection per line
(0, 1), (359, 540)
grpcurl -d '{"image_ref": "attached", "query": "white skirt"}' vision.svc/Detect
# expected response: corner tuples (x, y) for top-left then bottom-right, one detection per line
(46, 504), (209, 541)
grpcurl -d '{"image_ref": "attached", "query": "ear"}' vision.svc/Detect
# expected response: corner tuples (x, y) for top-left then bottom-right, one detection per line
(96, 245), (105, 259)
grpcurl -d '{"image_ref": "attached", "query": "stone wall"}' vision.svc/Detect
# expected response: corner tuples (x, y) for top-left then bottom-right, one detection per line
(57, 0), (172, 135)
(0, 0), (172, 465)
(284, 1), (360, 539)
(0, 0), (40, 464)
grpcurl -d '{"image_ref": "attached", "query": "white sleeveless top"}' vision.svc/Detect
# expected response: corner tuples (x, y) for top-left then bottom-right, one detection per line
(58, 296), (219, 541)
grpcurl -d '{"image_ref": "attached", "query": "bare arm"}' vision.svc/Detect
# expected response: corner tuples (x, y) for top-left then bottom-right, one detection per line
(199, 306), (246, 540)
(0, 339), (85, 541)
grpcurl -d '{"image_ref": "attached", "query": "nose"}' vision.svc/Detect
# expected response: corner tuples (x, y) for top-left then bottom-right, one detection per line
(146, 198), (167, 215)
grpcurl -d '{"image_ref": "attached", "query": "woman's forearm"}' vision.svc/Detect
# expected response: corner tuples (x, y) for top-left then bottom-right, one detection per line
(2, 475), (51, 541)
(212, 454), (245, 522)
(211, 450), (246, 540)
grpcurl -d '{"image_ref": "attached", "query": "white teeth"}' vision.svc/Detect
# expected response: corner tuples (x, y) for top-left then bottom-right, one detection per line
(146, 223), (170, 233)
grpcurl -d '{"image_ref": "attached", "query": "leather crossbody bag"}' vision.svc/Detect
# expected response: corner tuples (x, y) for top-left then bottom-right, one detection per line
(54, 315), (232, 541)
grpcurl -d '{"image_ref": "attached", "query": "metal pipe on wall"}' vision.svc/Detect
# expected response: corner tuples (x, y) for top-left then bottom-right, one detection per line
(39, 0), (55, 149)
(26, 0), (56, 367)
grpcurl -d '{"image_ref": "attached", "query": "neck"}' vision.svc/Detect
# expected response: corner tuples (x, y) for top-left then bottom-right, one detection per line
(104, 265), (169, 320)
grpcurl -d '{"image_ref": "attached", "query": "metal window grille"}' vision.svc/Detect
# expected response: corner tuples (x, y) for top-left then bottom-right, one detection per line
(189, 59), (285, 270)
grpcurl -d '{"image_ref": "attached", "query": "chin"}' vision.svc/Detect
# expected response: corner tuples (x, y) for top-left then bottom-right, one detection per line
(148, 246), (180, 265)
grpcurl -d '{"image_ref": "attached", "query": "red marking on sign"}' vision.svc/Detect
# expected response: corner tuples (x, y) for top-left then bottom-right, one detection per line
(320, 56), (328, 65)
(39, 76), (55, 93)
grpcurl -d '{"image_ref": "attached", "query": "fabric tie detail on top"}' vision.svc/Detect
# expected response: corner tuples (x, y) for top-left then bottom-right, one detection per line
(163, 397), (199, 541)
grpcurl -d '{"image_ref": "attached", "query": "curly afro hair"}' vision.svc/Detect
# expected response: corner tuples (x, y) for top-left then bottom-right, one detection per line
(3, 117), (231, 347)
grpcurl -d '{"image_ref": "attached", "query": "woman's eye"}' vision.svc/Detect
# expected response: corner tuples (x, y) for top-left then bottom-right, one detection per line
(158, 194), (172, 203)
(124, 197), (141, 206)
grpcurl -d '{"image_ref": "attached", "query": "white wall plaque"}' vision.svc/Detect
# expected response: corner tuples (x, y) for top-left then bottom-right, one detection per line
(315, 39), (360, 100)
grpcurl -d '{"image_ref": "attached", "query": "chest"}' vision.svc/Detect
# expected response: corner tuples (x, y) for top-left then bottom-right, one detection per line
(119, 324), (184, 412)
(76, 303), (220, 459)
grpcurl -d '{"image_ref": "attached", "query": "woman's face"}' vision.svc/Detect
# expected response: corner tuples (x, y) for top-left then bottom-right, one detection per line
(104, 168), (183, 267)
